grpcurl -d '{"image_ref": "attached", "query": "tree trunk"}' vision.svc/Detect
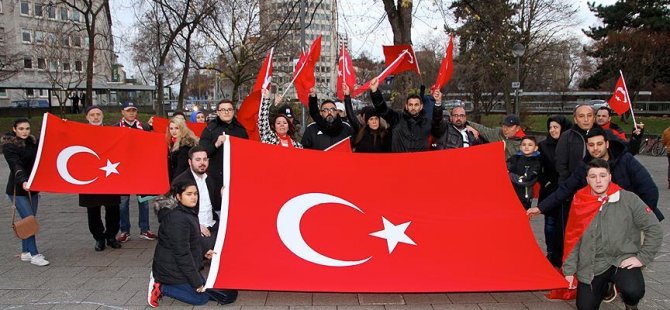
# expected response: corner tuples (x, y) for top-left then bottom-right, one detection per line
(177, 34), (193, 112)
(85, 14), (96, 109)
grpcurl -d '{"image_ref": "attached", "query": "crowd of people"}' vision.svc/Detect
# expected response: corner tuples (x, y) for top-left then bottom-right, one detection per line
(2, 82), (667, 309)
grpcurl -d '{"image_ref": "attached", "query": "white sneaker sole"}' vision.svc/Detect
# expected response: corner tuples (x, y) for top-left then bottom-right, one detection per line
(148, 271), (157, 308)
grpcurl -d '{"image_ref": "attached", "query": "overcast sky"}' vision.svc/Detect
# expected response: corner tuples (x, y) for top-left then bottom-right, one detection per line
(110, 0), (617, 78)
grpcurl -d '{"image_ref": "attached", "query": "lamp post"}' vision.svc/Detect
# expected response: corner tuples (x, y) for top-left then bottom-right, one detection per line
(512, 43), (525, 115)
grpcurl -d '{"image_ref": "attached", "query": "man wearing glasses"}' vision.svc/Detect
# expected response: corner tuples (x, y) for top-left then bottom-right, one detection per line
(431, 106), (481, 150)
(301, 88), (353, 150)
(199, 100), (249, 189)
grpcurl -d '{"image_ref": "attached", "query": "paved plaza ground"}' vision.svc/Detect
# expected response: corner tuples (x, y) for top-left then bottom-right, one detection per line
(0, 156), (668, 310)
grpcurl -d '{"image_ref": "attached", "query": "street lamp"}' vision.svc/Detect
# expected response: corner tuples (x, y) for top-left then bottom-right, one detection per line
(512, 43), (525, 114)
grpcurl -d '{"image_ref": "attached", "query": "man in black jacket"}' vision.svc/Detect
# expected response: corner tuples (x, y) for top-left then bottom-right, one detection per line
(528, 127), (664, 222)
(80, 106), (122, 251)
(172, 146), (220, 249)
(431, 106), (481, 149)
(199, 100), (248, 189)
(369, 77), (437, 152)
(301, 88), (353, 150)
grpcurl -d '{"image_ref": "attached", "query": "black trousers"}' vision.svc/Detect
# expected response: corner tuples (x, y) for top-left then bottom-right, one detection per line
(87, 205), (120, 241)
(576, 266), (645, 310)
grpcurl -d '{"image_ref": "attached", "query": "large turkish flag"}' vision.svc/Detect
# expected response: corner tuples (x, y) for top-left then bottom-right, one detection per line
(27, 113), (169, 194)
(206, 138), (566, 292)
(151, 116), (206, 137)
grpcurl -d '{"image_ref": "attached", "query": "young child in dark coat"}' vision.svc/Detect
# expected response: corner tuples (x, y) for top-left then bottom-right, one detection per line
(507, 136), (541, 209)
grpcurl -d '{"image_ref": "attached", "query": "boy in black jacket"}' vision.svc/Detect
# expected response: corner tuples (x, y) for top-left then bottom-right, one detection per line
(507, 136), (541, 209)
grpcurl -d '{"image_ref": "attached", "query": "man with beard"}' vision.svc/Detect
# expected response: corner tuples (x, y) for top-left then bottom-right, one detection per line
(301, 88), (353, 150)
(528, 127), (663, 222)
(369, 77), (438, 152)
(431, 106), (481, 149)
(172, 146), (220, 249)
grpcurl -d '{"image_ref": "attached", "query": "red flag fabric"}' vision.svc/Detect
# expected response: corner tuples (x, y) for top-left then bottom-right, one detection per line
(383, 44), (420, 75)
(205, 139), (565, 292)
(324, 137), (352, 152)
(238, 49), (273, 141)
(607, 75), (630, 115)
(431, 34), (454, 92)
(294, 36), (321, 106)
(336, 44), (356, 101)
(151, 116), (206, 137)
(27, 113), (169, 194)
(352, 50), (413, 97)
(546, 183), (623, 300)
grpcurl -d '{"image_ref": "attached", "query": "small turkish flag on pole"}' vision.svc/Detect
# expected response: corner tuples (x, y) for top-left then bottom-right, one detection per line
(238, 48), (273, 141)
(383, 44), (420, 75)
(293, 35), (321, 106)
(352, 47), (416, 97)
(324, 137), (352, 152)
(27, 113), (169, 194)
(336, 43), (356, 101)
(431, 34), (454, 92)
(608, 71), (638, 128)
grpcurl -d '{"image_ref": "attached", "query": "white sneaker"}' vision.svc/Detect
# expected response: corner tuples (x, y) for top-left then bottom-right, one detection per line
(30, 254), (50, 266)
(20, 252), (32, 262)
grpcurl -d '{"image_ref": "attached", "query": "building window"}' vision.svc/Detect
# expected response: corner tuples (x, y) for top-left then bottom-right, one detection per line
(49, 60), (58, 71)
(35, 3), (43, 18)
(0, 88), (7, 98)
(46, 5), (56, 19)
(61, 35), (69, 46)
(0, 27), (4, 42)
(62, 62), (70, 71)
(74, 60), (83, 72)
(71, 10), (80, 22)
(0, 1), (4, 14)
(47, 32), (56, 45)
(72, 35), (81, 47)
(21, 1), (31, 16)
(24, 58), (33, 69)
(26, 89), (35, 97)
(60, 7), (68, 21)
(37, 58), (46, 70)
(35, 31), (45, 44)
(21, 29), (32, 43)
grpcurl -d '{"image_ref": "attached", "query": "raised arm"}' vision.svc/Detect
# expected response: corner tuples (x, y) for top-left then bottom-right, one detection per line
(369, 77), (399, 128)
(342, 83), (359, 133)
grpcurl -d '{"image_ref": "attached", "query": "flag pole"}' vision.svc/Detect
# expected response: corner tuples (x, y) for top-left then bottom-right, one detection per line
(341, 42), (347, 86)
(376, 49), (409, 80)
(619, 70), (638, 129)
(258, 48), (273, 117)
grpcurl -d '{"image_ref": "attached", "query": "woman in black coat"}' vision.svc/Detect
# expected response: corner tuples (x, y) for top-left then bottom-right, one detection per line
(353, 106), (391, 153)
(148, 180), (237, 307)
(2, 118), (49, 266)
(537, 115), (572, 267)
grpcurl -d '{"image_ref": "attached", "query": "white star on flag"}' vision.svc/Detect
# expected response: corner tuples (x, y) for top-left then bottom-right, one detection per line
(369, 217), (416, 253)
(99, 160), (120, 177)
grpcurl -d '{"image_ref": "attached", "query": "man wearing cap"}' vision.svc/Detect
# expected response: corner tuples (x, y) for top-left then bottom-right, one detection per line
(368, 77), (438, 152)
(301, 88), (353, 150)
(468, 114), (525, 159)
(199, 99), (248, 190)
(113, 102), (157, 243)
(431, 106), (482, 150)
(80, 106), (122, 251)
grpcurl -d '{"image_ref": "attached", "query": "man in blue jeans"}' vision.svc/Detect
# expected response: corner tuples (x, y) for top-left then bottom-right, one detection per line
(114, 102), (157, 242)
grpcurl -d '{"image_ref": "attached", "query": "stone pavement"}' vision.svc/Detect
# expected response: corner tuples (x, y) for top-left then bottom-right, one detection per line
(0, 156), (668, 310)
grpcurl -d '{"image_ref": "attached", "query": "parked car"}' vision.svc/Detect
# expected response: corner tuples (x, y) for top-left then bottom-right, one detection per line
(11, 99), (49, 108)
(588, 99), (608, 110)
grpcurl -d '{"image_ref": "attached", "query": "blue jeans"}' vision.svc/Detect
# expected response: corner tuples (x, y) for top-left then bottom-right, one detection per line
(119, 195), (149, 233)
(9, 194), (40, 255)
(161, 283), (210, 305)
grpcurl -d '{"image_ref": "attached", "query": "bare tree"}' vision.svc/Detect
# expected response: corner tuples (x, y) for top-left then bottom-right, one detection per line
(0, 27), (23, 82)
(59, 0), (112, 109)
(196, 0), (323, 102)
